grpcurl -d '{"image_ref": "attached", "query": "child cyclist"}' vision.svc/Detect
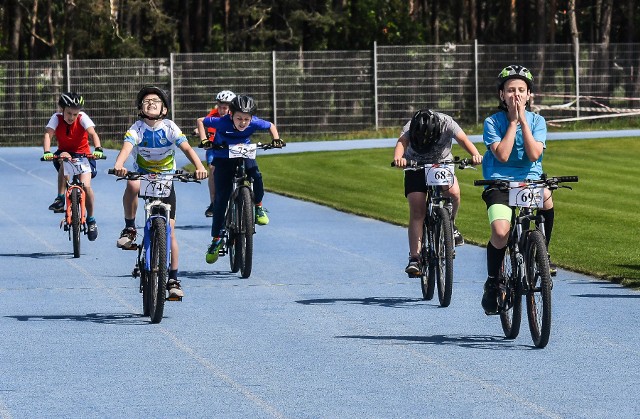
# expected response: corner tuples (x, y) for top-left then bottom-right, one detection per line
(480, 65), (555, 315)
(112, 85), (208, 298)
(42, 92), (103, 241)
(393, 109), (482, 276)
(197, 94), (282, 264)
(196, 90), (236, 217)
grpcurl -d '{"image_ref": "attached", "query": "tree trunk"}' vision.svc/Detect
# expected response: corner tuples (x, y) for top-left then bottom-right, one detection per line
(10, 0), (22, 58)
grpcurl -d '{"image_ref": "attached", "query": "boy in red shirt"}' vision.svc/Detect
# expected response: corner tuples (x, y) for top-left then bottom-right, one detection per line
(42, 92), (103, 241)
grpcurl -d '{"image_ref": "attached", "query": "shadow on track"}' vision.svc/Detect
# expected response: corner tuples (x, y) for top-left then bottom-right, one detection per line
(5, 313), (147, 325)
(296, 297), (425, 308)
(337, 334), (533, 350)
(179, 270), (240, 281)
(0, 252), (71, 259)
(573, 293), (640, 299)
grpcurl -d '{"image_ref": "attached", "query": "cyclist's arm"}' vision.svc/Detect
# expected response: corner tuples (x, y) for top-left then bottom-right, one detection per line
(87, 126), (102, 149)
(268, 122), (280, 140)
(393, 133), (409, 167)
(178, 141), (208, 179)
(113, 141), (134, 175)
(43, 127), (55, 153)
(453, 130), (482, 165)
(520, 114), (544, 162)
(196, 117), (208, 142)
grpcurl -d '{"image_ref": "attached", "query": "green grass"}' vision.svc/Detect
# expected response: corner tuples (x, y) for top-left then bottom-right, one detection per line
(256, 138), (640, 288)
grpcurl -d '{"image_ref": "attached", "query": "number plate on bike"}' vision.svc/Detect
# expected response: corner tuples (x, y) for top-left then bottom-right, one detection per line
(425, 164), (455, 186)
(228, 143), (257, 159)
(508, 182), (544, 207)
(63, 157), (91, 177)
(140, 174), (173, 198)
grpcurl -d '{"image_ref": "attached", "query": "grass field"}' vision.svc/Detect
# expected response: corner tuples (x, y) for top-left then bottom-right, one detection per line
(256, 137), (640, 288)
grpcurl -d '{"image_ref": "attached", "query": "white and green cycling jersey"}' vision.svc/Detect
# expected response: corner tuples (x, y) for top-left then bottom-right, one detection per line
(124, 119), (187, 173)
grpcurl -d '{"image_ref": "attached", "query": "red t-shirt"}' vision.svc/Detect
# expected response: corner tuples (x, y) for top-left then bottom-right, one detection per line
(205, 108), (220, 140)
(46, 112), (95, 155)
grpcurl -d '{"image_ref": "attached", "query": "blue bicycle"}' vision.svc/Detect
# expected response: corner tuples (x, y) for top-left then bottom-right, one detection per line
(109, 169), (199, 323)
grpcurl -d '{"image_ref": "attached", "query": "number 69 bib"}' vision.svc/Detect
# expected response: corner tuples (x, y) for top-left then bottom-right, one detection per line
(508, 182), (544, 208)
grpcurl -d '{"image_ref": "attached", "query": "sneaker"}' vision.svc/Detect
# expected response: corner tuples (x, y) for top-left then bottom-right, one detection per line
(167, 279), (185, 298)
(255, 205), (269, 225)
(48, 196), (65, 213)
(453, 224), (464, 246)
(405, 257), (421, 275)
(204, 204), (214, 218)
(206, 237), (223, 264)
(549, 257), (558, 277)
(481, 277), (499, 315)
(87, 220), (98, 241)
(116, 227), (137, 249)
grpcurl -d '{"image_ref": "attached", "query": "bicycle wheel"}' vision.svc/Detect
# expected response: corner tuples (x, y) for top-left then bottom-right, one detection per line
(420, 222), (434, 300)
(239, 188), (254, 279)
(433, 207), (454, 307)
(525, 231), (552, 348)
(499, 245), (522, 339)
(227, 199), (241, 273)
(70, 188), (81, 258)
(148, 218), (168, 324)
(140, 263), (150, 317)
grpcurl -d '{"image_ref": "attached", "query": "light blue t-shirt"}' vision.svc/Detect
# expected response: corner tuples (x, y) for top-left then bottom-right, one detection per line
(482, 110), (547, 181)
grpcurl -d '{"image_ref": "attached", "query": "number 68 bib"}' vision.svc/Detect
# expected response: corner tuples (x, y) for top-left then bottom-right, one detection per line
(425, 164), (455, 186)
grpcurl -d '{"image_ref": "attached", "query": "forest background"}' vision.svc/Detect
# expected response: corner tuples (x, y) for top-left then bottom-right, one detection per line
(1, 0), (638, 60)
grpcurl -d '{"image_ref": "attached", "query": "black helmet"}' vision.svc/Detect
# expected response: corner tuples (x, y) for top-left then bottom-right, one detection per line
(230, 94), (257, 115)
(496, 64), (534, 91)
(409, 109), (441, 153)
(58, 92), (84, 109)
(136, 85), (170, 109)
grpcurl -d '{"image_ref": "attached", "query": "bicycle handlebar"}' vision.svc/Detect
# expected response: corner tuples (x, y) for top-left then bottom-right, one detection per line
(107, 169), (199, 182)
(474, 175), (579, 188)
(391, 156), (474, 170)
(41, 154), (107, 161)
(202, 139), (286, 151)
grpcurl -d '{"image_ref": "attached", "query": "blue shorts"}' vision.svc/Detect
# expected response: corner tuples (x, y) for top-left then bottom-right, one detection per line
(206, 149), (215, 166)
(53, 150), (97, 178)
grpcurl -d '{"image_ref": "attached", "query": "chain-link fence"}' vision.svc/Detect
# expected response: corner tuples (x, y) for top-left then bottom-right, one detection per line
(2, 42), (639, 147)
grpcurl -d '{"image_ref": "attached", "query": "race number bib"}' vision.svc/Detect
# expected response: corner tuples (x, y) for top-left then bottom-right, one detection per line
(508, 182), (544, 208)
(425, 164), (455, 186)
(63, 157), (91, 177)
(228, 143), (257, 159)
(139, 174), (173, 198)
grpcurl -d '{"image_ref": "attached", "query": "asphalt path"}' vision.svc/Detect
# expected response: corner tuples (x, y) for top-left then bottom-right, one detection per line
(0, 146), (638, 418)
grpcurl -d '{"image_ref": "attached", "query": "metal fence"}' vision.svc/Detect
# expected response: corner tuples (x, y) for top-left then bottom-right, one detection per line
(2, 42), (640, 147)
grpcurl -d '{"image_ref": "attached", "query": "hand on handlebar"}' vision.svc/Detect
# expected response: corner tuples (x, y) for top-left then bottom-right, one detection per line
(112, 166), (128, 177)
(42, 151), (54, 161)
(194, 167), (208, 180)
(392, 157), (407, 168)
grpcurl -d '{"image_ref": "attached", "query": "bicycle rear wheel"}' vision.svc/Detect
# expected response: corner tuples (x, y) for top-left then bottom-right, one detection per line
(420, 222), (434, 300)
(433, 207), (454, 307)
(525, 231), (552, 348)
(500, 245), (522, 339)
(239, 188), (254, 279)
(70, 188), (81, 258)
(149, 218), (168, 324)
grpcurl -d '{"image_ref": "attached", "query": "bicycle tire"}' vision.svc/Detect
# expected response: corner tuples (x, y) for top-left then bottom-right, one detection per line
(140, 260), (150, 317)
(239, 188), (254, 279)
(228, 198), (241, 273)
(525, 230), (552, 348)
(149, 217), (168, 324)
(433, 207), (454, 307)
(70, 188), (81, 258)
(420, 222), (434, 300)
(499, 245), (522, 339)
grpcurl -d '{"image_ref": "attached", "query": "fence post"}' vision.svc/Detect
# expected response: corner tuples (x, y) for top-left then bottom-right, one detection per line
(373, 41), (379, 131)
(170, 53), (175, 117)
(474, 39), (479, 125)
(272, 51), (277, 125)
(66, 54), (71, 91)
(574, 38), (580, 119)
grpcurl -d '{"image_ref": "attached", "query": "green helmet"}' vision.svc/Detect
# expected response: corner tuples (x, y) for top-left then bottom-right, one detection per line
(496, 65), (533, 91)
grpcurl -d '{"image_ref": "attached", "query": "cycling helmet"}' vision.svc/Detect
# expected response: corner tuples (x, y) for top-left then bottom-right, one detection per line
(230, 94), (258, 115)
(58, 92), (84, 109)
(409, 109), (441, 154)
(136, 85), (170, 110)
(216, 90), (236, 104)
(496, 65), (533, 91)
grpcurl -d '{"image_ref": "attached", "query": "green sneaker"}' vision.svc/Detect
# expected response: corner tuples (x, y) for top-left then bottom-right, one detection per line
(255, 205), (269, 225)
(206, 237), (223, 264)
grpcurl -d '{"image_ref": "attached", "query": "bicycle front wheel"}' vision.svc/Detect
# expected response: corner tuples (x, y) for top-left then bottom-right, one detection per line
(228, 199), (241, 273)
(70, 189), (81, 258)
(433, 207), (454, 307)
(500, 245), (522, 339)
(239, 188), (254, 279)
(525, 230), (552, 348)
(149, 218), (168, 324)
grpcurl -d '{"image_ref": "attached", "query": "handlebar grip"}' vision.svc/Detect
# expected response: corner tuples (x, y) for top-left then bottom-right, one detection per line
(390, 162), (396, 167)
(474, 179), (496, 186)
(108, 169), (115, 175)
(555, 176), (579, 183)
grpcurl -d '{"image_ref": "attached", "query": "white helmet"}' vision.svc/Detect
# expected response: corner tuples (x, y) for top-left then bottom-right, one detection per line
(216, 90), (236, 104)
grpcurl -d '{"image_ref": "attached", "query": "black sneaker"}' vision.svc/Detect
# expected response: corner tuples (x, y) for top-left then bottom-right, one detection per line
(48, 196), (65, 213)
(453, 224), (464, 246)
(87, 220), (98, 241)
(167, 279), (184, 298)
(116, 227), (137, 249)
(205, 204), (214, 218)
(481, 277), (499, 315)
(405, 257), (421, 276)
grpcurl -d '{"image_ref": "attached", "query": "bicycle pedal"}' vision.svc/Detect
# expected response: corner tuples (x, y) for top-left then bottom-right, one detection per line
(166, 295), (183, 302)
(53, 209), (65, 214)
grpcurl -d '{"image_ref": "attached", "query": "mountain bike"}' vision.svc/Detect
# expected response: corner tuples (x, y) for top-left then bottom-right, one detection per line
(474, 175), (578, 348)
(41, 154), (106, 258)
(109, 170), (199, 323)
(212, 140), (285, 278)
(393, 157), (475, 307)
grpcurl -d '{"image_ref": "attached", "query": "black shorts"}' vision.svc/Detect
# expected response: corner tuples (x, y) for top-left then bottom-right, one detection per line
(481, 187), (510, 209)
(139, 184), (177, 220)
(404, 168), (454, 197)
(53, 150), (97, 178)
